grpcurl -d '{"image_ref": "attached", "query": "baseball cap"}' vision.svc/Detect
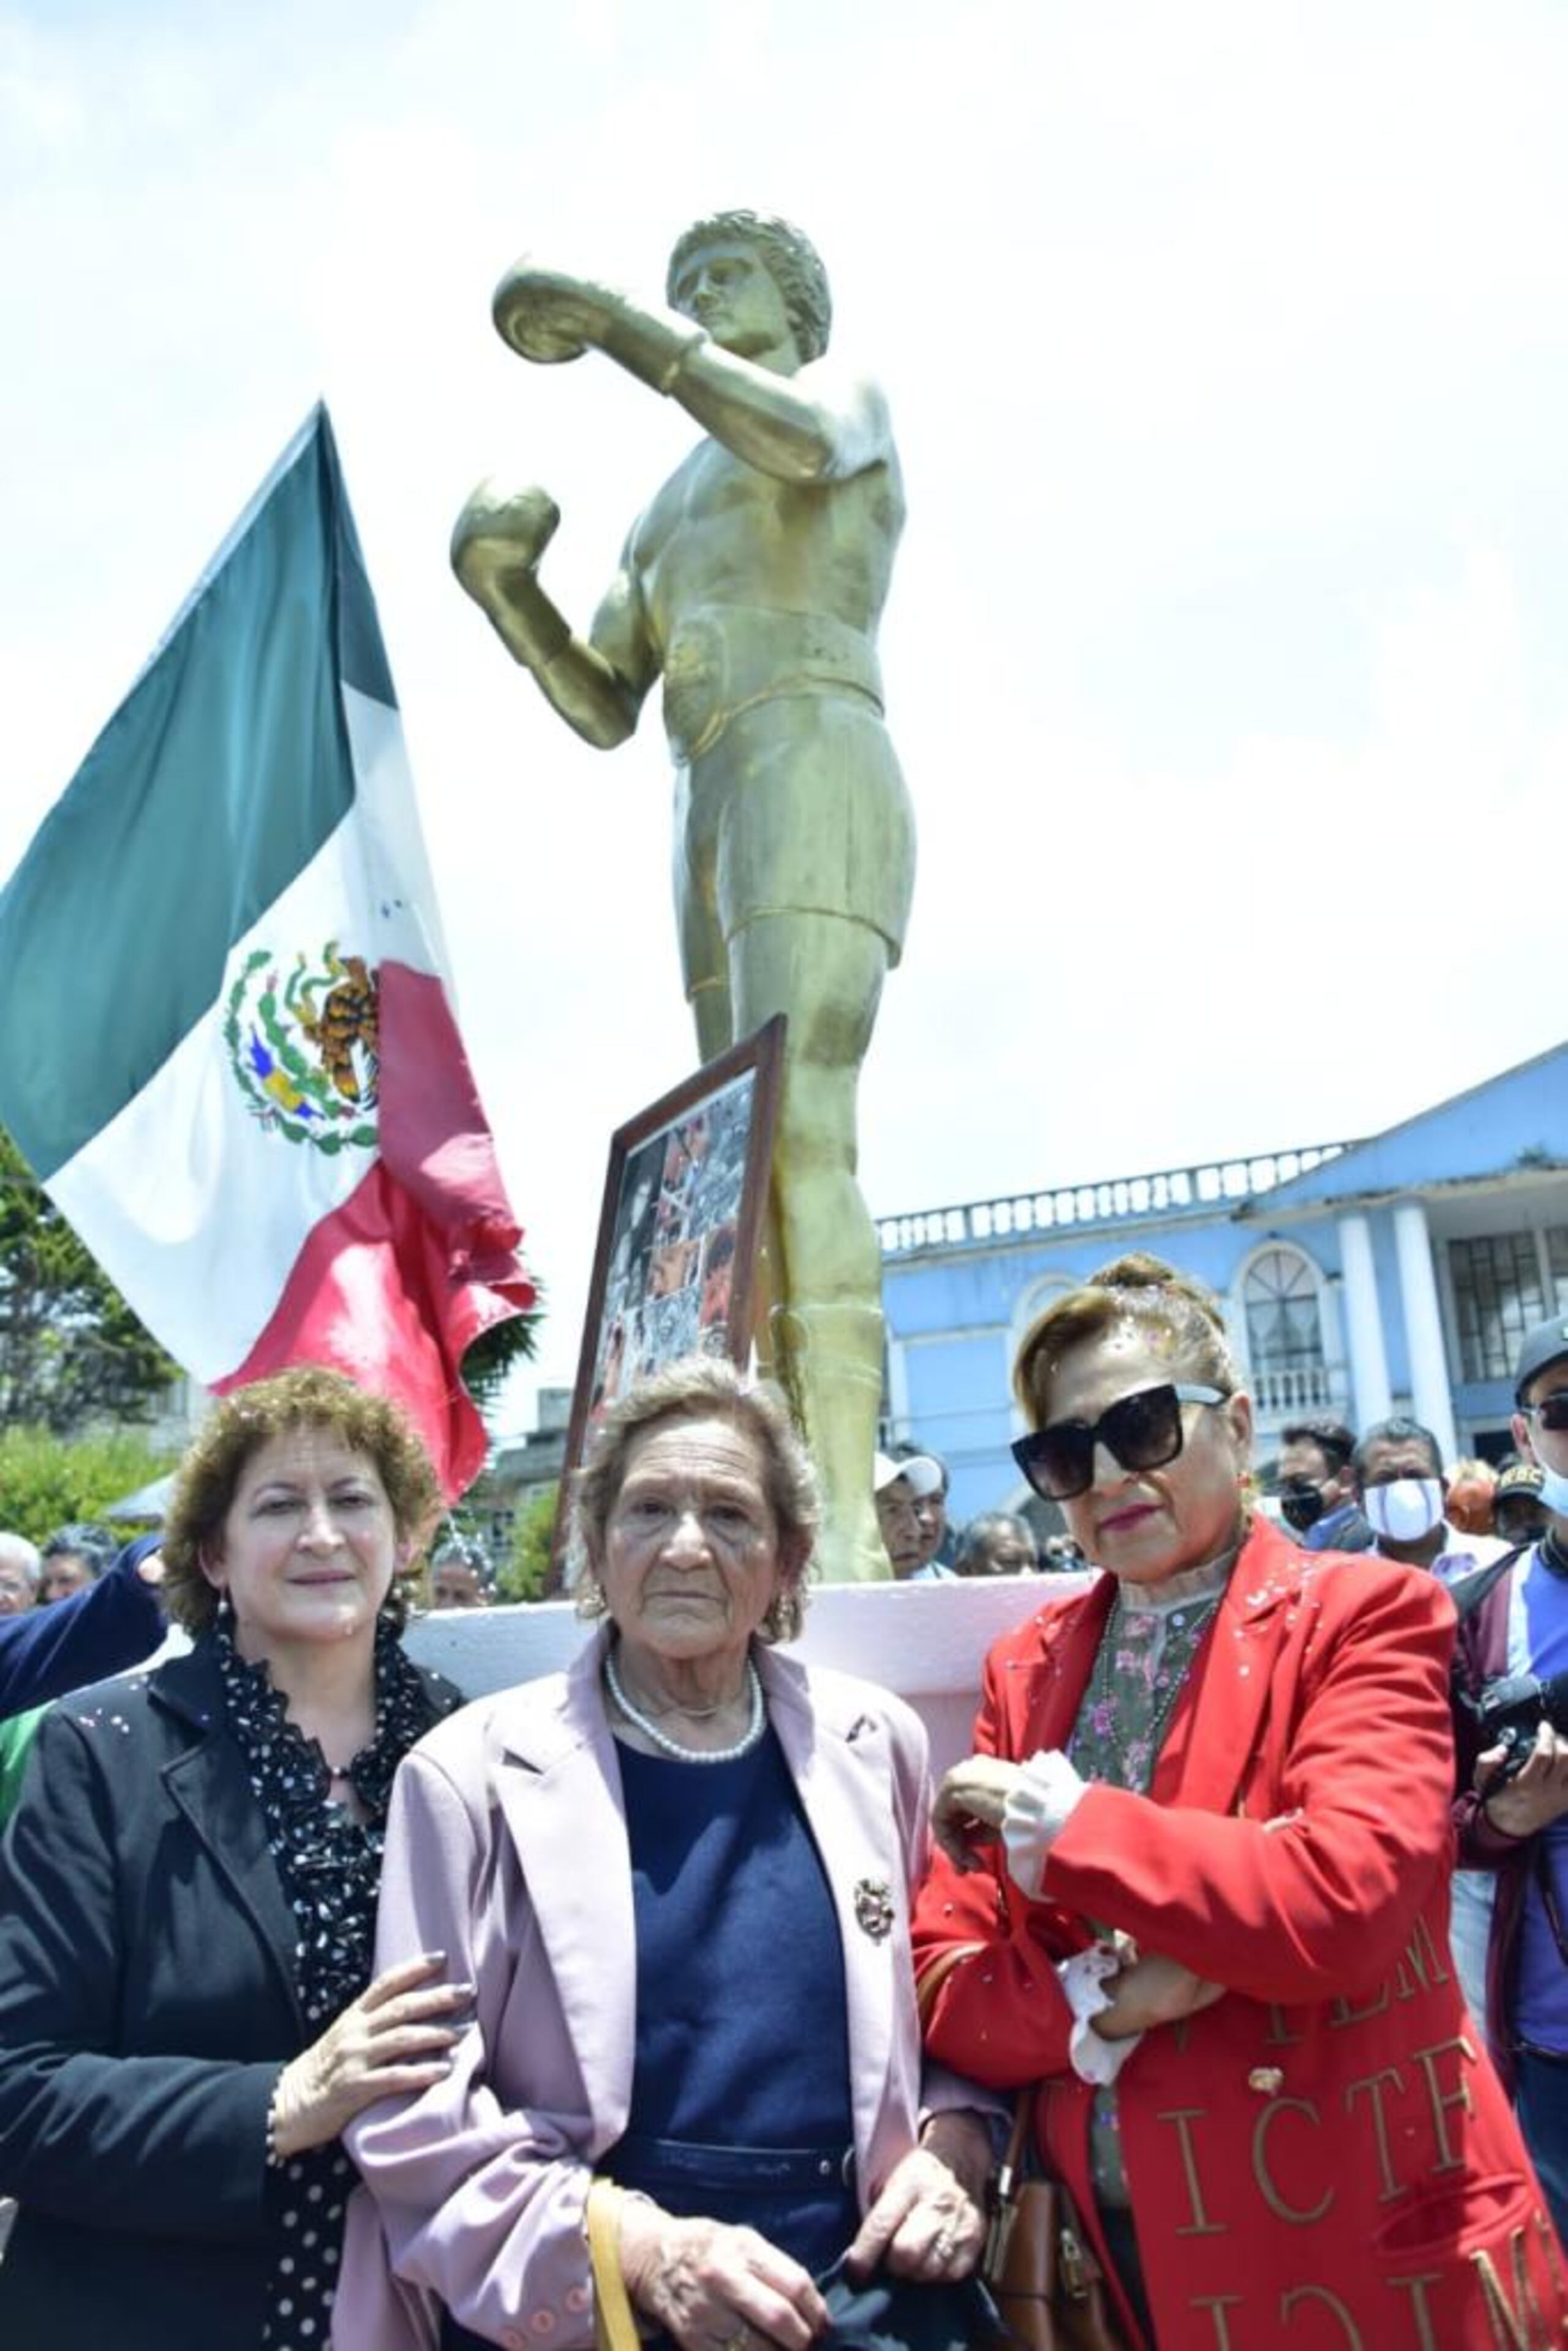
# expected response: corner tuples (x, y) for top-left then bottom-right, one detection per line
(873, 1451), (943, 1499)
(1513, 1315), (1568, 1404)
(1495, 1459), (1545, 1504)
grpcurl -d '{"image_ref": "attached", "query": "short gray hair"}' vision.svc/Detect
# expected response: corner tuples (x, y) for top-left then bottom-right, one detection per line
(0, 1533), (41, 1588)
(1352, 1416), (1444, 1485)
(40, 1522), (118, 1582)
(954, 1512), (1038, 1574)
(569, 1354), (819, 1643)
(667, 211), (832, 363)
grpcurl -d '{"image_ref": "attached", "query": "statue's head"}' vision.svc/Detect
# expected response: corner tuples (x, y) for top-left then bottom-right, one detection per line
(667, 211), (832, 363)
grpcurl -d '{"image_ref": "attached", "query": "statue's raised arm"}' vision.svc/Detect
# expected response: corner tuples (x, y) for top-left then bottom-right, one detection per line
(492, 241), (892, 484)
(452, 212), (914, 1583)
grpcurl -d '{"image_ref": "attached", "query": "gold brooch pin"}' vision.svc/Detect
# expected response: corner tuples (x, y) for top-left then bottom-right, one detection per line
(854, 1878), (895, 1940)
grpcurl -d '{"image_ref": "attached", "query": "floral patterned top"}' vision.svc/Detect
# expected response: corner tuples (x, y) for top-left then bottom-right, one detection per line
(1069, 1548), (1236, 2210)
(214, 1617), (455, 2350)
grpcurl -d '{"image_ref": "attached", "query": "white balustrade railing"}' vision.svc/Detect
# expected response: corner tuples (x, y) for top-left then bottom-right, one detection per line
(878, 1142), (1351, 1261)
(1250, 1362), (1337, 1414)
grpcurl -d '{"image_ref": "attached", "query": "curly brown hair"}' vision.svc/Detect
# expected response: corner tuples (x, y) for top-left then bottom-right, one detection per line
(159, 1367), (443, 1636)
(568, 1354), (819, 1644)
(1013, 1251), (1240, 1431)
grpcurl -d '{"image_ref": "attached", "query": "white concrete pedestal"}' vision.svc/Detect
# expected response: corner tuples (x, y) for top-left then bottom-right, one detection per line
(406, 1574), (1089, 1777)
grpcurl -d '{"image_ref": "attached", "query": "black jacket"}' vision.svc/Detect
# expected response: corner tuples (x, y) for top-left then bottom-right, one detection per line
(0, 1637), (461, 2350)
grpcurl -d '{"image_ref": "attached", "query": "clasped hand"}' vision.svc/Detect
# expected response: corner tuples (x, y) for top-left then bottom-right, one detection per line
(931, 1753), (1224, 2039)
(616, 2115), (989, 2349)
(930, 1753), (1028, 1873)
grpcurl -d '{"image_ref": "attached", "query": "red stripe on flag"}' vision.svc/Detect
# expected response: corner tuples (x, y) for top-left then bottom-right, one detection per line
(215, 962), (534, 1498)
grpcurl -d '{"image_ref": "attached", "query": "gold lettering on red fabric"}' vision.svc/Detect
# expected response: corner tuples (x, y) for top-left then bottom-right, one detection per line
(1280, 2285), (1366, 2346)
(1387, 2272), (1444, 2351)
(1411, 2034), (1476, 2173)
(1191, 2295), (1245, 2347)
(1265, 2002), (1305, 2047)
(1330, 1977), (1392, 2031)
(1471, 2228), (1556, 2349)
(1251, 2097), (1333, 2225)
(1395, 1912), (1450, 1996)
(1534, 2210), (1568, 2307)
(1343, 2066), (1408, 2202)
(1157, 2108), (1227, 2236)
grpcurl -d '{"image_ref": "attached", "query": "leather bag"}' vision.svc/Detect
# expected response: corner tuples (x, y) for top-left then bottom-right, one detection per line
(982, 2095), (1123, 2351)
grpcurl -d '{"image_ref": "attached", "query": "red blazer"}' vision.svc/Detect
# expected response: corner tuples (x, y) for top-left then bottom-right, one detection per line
(913, 1517), (1566, 2350)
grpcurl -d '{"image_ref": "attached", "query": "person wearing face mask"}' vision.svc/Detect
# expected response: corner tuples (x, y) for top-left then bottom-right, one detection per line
(1275, 1416), (1374, 1551)
(1450, 1314), (1568, 2250)
(1353, 1416), (1509, 1582)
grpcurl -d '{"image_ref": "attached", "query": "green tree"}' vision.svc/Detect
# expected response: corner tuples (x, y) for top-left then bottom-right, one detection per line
(0, 1126), (179, 1433)
(0, 1424), (179, 1548)
(496, 1483), (559, 1603)
(461, 1290), (543, 1417)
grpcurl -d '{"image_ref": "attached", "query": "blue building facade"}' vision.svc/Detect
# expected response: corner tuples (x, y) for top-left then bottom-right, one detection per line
(877, 1043), (1568, 1528)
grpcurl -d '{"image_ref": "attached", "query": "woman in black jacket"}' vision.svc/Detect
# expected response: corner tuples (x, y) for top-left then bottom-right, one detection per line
(0, 1367), (467, 2351)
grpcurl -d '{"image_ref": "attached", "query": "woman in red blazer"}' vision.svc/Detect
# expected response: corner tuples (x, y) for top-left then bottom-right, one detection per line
(914, 1252), (1565, 2350)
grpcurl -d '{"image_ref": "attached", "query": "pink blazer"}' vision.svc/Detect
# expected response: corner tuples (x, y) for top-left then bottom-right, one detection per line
(333, 1631), (976, 2351)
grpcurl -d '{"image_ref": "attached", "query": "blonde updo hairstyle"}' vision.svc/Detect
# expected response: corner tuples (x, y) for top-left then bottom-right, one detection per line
(1014, 1251), (1244, 1438)
(568, 1354), (820, 1644)
(160, 1366), (443, 1636)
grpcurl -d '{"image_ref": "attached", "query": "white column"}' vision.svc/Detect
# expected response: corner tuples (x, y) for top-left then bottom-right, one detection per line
(1392, 1199), (1460, 1463)
(1317, 1277), (1348, 1412)
(885, 1329), (911, 1443)
(1337, 1212), (1392, 1427)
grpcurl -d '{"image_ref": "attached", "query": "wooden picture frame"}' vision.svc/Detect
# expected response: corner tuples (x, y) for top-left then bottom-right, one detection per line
(550, 1014), (786, 1582)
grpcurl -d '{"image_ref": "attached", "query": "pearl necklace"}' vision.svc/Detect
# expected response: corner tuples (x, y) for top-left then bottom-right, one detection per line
(604, 1646), (766, 1764)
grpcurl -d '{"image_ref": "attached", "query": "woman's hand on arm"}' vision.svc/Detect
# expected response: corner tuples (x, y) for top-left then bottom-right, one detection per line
(270, 1953), (469, 2159)
(843, 2116), (990, 2286)
(616, 2195), (830, 2351)
(1090, 1949), (1224, 2043)
(930, 1756), (1031, 1872)
(933, 1748), (1088, 1896)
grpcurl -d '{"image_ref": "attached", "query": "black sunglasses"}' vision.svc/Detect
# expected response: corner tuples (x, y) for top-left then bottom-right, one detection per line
(1521, 1395), (1568, 1434)
(1011, 1381), (1226, 1503)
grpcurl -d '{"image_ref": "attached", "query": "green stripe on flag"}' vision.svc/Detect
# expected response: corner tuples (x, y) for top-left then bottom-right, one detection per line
(0, 409), (391, 1180)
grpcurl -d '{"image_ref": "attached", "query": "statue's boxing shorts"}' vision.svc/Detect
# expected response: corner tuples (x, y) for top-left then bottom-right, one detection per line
(666, 607), (914, 990)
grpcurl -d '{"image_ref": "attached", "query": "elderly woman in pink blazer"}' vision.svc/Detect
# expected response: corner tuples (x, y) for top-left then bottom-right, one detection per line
(336, 1357), (993, 2351)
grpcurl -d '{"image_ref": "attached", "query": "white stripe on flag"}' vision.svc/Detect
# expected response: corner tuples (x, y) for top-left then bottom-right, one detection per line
(341, 684), (454, 994)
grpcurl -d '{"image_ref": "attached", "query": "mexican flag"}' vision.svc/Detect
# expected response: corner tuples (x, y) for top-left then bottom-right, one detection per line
(0, 406), (534, 1496)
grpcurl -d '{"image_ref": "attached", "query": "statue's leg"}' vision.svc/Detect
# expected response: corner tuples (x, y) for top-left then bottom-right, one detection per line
(727, 910), (890, 1583)
(678, 802), (789, 1377)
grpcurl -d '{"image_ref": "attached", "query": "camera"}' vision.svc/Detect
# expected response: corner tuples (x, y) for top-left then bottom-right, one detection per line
(1464, 1669), (1568, 1784)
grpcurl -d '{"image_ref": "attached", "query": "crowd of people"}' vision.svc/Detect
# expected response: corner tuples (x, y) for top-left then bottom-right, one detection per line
(0, 1253), (1565, 2349)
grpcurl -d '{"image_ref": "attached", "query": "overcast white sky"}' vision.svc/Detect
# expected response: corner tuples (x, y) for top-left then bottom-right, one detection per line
(4, 1), (1566, 1433)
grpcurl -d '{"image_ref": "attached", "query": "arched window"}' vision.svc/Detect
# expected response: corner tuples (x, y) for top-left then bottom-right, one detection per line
(1242, 1246), (1329, 1415)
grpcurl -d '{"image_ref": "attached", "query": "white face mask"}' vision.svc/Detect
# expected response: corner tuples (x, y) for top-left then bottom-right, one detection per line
(1536, 1460), (1568, 1519)
(1363, 1476), (1446, 1544)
